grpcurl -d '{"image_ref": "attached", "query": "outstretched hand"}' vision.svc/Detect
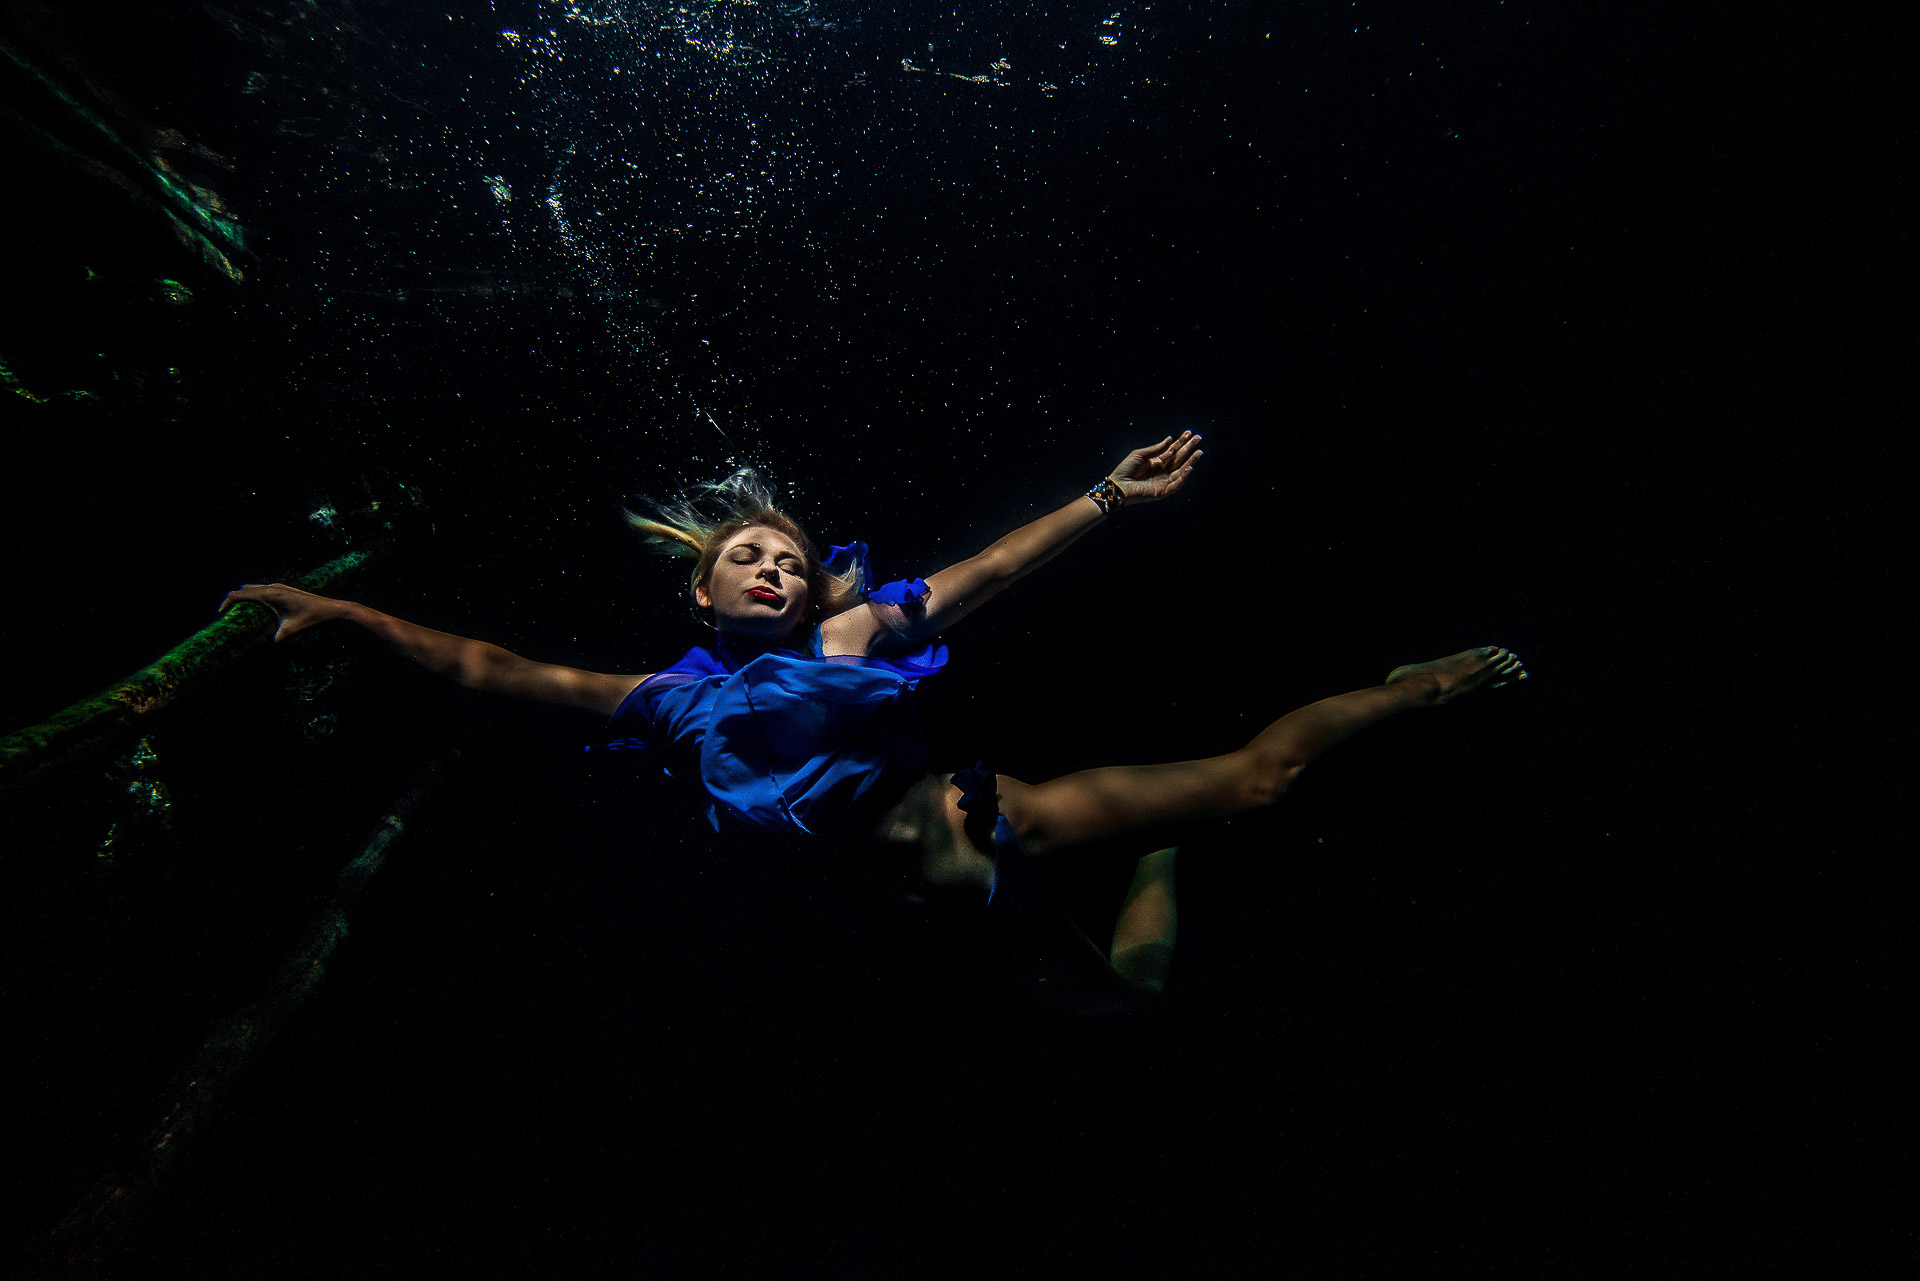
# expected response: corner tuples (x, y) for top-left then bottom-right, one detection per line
(1109, 430), (1204, 504)
(219, 582), (340, 643)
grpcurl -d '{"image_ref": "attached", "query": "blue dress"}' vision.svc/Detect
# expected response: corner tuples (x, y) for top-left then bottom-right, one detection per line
(596, 543), (1044, 920)
(598, 544), (949, 841)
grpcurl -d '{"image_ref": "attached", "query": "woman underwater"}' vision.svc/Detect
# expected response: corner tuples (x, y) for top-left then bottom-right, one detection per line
(222, 433), (1527, 1011)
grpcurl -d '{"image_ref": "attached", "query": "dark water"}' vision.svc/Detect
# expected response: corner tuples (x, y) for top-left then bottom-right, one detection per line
(2, 1), (1903, 1277)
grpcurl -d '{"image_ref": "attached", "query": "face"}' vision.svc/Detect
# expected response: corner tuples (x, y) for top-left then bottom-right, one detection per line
(695, 525), (811, 640)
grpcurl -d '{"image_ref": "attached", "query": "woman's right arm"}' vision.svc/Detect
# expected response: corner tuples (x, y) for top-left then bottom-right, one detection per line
(220, 583), (647, 717)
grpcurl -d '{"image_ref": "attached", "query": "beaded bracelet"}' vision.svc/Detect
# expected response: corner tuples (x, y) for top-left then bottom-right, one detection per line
(1087, 477), (1124, 515)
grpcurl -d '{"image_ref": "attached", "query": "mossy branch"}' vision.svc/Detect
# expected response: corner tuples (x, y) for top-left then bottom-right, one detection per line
(0, 547), (383, 796)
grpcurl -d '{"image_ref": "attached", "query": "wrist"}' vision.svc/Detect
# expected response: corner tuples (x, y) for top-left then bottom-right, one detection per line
(332, 599), (374, 629)
(1086, 476), (1124, 516)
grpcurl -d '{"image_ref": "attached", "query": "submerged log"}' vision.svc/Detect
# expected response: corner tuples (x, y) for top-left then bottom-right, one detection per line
(45, 754), (454, 1275)
(0, 547), (382, 797)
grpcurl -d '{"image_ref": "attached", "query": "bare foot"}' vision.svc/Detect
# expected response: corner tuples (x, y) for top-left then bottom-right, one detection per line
(1386, 646), (1528, 704)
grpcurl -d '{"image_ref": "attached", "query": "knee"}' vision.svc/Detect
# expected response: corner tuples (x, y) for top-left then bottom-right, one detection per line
(993, 778), (1058, 855)
(1235, 750), (1302, 809)
(1111, 940), (1175, 994)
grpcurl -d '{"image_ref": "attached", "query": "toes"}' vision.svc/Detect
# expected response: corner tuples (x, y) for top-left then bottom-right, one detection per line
(1486, 647), (1530, 689)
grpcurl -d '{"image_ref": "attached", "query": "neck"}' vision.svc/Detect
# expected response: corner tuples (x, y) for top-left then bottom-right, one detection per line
(716, 627), (802, 656)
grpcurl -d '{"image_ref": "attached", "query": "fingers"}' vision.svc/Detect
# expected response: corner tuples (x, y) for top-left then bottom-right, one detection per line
(1145, 431), (1201, 468)
(220, 582), (267, 607)
(1159, 435), (1203, 490)
(1124, 436), (1175, 472)
(218, 584), (282, 631)
(1156, 431), (1201, 470)
(1116, 432), (1203, 498)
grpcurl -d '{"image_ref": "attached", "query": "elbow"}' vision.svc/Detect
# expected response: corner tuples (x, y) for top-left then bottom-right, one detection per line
(454, 644), (512, 691)
(975, 547), (1020, 586)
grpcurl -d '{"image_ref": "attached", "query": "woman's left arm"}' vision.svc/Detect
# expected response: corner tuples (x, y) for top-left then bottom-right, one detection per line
(897, 431), (1204, 640)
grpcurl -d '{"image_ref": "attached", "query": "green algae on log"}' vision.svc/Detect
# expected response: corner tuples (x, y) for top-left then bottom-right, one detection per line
(0, 355), (101, 406)
(0, 547), (383, 796)
(46, 754), (453, 1274)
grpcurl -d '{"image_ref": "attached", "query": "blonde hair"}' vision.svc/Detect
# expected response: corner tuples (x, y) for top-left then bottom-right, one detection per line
(623, 468), (863, 626)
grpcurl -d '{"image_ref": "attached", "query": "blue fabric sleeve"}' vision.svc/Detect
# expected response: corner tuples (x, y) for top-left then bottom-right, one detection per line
(589, 645), (724, 755)
(599, 679), (656, 753)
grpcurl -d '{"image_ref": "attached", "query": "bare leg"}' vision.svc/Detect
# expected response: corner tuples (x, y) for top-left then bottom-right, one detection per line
(874, 648), (1521, 1016)
(999, 646), (1526, 856)
(1109, 847), (1177, 993)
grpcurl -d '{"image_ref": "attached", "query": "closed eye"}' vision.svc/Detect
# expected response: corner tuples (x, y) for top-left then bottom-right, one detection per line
(731, 544), (803, 574)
